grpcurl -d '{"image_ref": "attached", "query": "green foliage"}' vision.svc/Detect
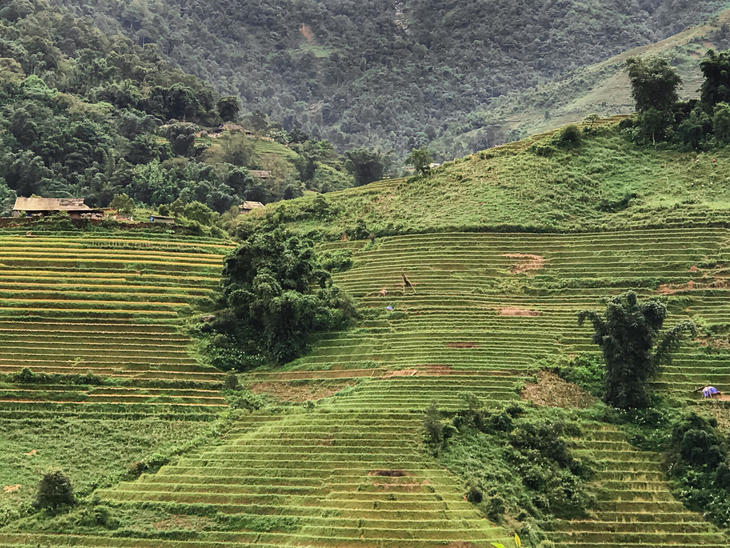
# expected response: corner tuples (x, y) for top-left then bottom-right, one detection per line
(626, 56), (682, 113)
(557, 124), (581, 147)
(579, 291), (696, 409)
(0, 181), (16, 216)
(34, 471), (75, 510)
(700, 49), (730, 107)
(345, 148), (387, 186)
(54, 0), (728, 154)
(713, 102), (730, 143)
(668, 413), (730, 527)
(434, 402), (594, 543)
(406, 148), (433, 176)
(223, 370), (239, 390)
(677, 106), (712, 149)
(203, 225), (356, 365)
(557, 354), (605, 397)
(108, 193), (135, 216)
(217, 96), (240, 122)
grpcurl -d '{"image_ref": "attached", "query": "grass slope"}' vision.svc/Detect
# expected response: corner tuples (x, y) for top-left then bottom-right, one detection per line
(269, 118), (730, 238)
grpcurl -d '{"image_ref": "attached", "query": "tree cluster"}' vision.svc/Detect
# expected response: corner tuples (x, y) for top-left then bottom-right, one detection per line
(199, 224), (356, 367)
(0, 2), (358, 219)
(626, 50), (730, 148)
(668, 413), (730, 527)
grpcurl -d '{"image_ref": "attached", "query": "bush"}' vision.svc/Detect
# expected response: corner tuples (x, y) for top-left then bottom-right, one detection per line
(466, 484), (483, 503)
(487, 495), (506, 521)
(223, 370), (239, 390)
(34, 470), (75, 510)
(557, 124), (581, 147)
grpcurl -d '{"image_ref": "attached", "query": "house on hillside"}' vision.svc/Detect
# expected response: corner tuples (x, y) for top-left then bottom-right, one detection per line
(240, 201), (265, 214)
(12, 197), (103, 220)
(249, 170), (272, 179)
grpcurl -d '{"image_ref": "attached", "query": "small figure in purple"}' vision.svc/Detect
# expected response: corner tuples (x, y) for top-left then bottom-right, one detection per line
(702, 386), (721, 399)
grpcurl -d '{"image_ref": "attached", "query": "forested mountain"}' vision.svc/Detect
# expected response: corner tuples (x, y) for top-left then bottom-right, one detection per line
(48, 0), (730, 155)
(0, 0), (355, 216)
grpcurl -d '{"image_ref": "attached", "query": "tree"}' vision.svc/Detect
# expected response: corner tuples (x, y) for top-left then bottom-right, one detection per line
(713, 102), (730, 143)
(626, 57), (682, 113)
(406, 148), (433, 177)
(109, 193), (135, 215)
(578, 291), (695, 409)
(209, 226), (356, 364)
(677, 107), (711, 149)
(0, 181), (16, 217)
(217, 96), (240, 121)
(345, 148), (387, 186)
(34, 470), (75, 510)
(636, 107), (675, 145)
(700, 49), (730, 108)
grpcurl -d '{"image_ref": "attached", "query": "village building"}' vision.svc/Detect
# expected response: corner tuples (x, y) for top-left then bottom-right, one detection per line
(240, 201), (265, 214)
(248, 170), (272, 179)
(12, 197), (103, 220)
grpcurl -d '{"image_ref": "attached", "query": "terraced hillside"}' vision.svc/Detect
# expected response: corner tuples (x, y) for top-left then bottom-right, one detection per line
(0, 229), (232, 524)
(4, 228), (729, 546)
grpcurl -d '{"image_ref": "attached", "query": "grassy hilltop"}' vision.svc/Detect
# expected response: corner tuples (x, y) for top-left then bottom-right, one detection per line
(266, 117), (730, 237)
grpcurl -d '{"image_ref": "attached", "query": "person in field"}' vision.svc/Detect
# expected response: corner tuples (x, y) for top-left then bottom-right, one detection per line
(702, 386), (721, 398)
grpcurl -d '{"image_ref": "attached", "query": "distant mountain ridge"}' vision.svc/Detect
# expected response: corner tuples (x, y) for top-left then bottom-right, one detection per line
(48, 0), (730, 156)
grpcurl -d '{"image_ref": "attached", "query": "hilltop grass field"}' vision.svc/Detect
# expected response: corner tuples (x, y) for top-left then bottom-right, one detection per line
(1, 122), (730, 546)
(265, 118), (730, 238)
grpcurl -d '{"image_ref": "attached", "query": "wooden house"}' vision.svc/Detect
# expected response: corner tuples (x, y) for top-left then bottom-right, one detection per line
(240, 201), (265, 214)
(12, 197), (103, 220)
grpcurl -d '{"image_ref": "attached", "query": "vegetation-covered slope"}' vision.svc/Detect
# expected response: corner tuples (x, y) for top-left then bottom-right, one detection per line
(0, 0), (352, 215)
(3, 228), (730, 546)
(47, 0), (730, 155)
(439, 8), (730, 158)
(261, 117), (730, 239)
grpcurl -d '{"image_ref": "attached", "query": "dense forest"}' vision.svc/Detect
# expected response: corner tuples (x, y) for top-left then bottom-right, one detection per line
(0, 0), (355, 217)
(48, 0), (730, 155)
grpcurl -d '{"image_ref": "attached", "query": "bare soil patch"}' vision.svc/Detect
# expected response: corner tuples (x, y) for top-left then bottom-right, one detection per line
(498, 307), (540, 317)
(369, 469), (408, 477)
(372, 480), (427, 490)
(503, 253), (545, 274)
(521, 371), (596, 408)
(447, 342), (479, 348)
(695, 336), (730, 350)
(249, 381), (353, 402)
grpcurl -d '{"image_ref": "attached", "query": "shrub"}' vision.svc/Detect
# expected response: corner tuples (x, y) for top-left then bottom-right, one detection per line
(223, 370), (239, 390)
(34, 470), (75, 510)
(557, 125), (581, 147)
(466, 485), (483, 503)
(487, 495), (506, 521)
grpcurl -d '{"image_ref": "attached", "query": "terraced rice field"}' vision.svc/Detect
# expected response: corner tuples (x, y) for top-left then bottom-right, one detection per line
(2, 228), (730, 546)
(0, 231), (232, 408)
